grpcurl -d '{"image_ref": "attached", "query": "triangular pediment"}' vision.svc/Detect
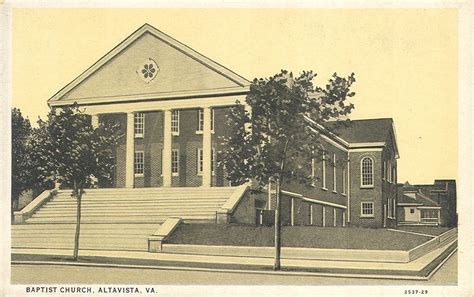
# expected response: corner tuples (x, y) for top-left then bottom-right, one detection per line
(49, 24), (250, 105)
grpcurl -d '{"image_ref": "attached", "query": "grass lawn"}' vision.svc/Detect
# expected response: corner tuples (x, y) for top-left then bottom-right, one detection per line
(396, 226), (453, 236)
(165, 224), (431, 251)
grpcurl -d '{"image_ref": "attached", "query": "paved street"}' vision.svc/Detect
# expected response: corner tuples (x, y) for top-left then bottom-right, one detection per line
(11, 252), (457, 285)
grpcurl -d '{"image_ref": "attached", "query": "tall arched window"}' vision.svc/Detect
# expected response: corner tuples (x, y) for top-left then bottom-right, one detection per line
(361, 157), (374, 187)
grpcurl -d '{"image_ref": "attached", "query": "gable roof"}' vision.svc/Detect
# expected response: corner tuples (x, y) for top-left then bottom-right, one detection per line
(398, 192), (439, 207)
(48, 23), (250, 106)
(322, 118), (399, 157)
(324, 118), (394, 143)
(397, 185), (439, 207)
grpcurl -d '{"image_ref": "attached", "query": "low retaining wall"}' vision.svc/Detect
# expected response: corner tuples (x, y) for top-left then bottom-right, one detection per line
(161, 244), (410, 263)
(408, 228), (457, 262)
(160, 228), (458, 263)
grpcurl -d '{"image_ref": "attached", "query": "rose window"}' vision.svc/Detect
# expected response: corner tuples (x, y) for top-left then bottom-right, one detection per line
(137, 58), (159, 83)
(141, 63), (156, 79)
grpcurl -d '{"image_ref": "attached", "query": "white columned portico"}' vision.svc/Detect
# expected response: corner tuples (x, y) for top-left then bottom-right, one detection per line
(162, 109), (173, 187)
(91, 114), (99, 128)
(125, 112), (135, 188)
(202, 107), (212, 187)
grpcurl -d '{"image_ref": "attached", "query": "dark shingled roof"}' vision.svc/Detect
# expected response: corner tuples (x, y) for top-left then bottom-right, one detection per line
(397, 185), (439, 207)
(323, 118), (394, 143)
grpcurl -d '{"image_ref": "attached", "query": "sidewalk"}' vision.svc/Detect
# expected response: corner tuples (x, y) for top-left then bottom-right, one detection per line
(12, 239), (457, 280)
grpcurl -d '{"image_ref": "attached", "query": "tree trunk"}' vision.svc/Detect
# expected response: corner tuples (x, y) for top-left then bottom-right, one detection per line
(274, 139), (290, 271)
(273, 177), (281, 271)
(73, 186), (83, 261)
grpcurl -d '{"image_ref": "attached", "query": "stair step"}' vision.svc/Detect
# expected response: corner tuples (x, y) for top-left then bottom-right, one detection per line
(56, 188), (235, 193)
(36, 206), (219, 215)
(32, 210), (218, 217)
(26, 215), (214, 223)
(12, 223), (160, 229)
(41, 204), (225, 210)
(50, 196), (228, 203)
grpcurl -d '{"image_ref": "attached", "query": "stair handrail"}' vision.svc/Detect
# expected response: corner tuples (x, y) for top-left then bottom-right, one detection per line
(13, 188), (58, 224)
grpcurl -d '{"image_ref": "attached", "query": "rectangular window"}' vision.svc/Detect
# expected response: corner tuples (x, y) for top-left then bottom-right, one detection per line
(392, 166), (396, 184)
(171, 110), (179, 135)
(134, 112), (145, 138)
(387, 160), (391, 183)
(392, 198), (396, 217)
(361, 202), (374, 217)
(197, 108), (215, 133)
(342, 167), (346, 195)
(322, 152), (327, 189)
(134, 151), (144, 175)
(290, 198), (295, 226)
(211, 148), (215, 175)
(197, 109), (204, 132)
(171, 149), (179, 176)
(322, 206), (326, 227)
(211, 109), (215, 132)
(388, 198), (392, 218)
(383, 161), (386, 180)
(197, 148), (215, 175)
(310, 151), (316, 186)
(333, 208), (337, 227)
(197, 148), (203, 174)
(333, 153), (337, 192)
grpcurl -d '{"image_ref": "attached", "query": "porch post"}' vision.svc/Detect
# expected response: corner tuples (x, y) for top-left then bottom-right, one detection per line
(202, 107), (212, 187)
(162, 109), (172, 187)
(125, 112), (135, 188)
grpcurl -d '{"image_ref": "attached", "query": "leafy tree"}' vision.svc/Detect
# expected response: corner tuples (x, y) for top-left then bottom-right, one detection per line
(11, 108), (32, 219)
(220, 70), (356, 270)
(34, 104), (120, 260)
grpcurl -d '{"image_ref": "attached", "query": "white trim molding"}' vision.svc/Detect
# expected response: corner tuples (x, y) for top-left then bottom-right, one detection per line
(77, 95), (246, 115)
(48, 23), (250, 106)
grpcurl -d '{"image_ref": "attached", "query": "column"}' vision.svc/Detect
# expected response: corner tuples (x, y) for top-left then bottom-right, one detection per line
(90, 114), (100, 186)
(91, 114), (99, 128)
(202, 107), (212, 187)
(125, 112), (135, 188)
(162, 109), (172, 187)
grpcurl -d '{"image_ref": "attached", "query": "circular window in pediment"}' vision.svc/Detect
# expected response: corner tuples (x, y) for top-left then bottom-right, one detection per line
(137, 58), (159, 83)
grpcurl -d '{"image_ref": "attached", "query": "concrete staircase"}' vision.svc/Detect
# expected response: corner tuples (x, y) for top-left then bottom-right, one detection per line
(12, 187), (238, 251)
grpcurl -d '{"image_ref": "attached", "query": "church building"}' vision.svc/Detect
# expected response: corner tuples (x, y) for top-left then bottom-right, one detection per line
(45, 23), (400, 229)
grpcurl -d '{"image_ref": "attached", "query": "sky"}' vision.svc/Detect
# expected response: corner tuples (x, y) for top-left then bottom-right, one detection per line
(11, 8), (458, 184)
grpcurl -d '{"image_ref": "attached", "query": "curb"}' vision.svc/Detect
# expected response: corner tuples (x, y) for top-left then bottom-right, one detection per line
(12, 260), (429, 281)
(11, 245), (457, 281)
